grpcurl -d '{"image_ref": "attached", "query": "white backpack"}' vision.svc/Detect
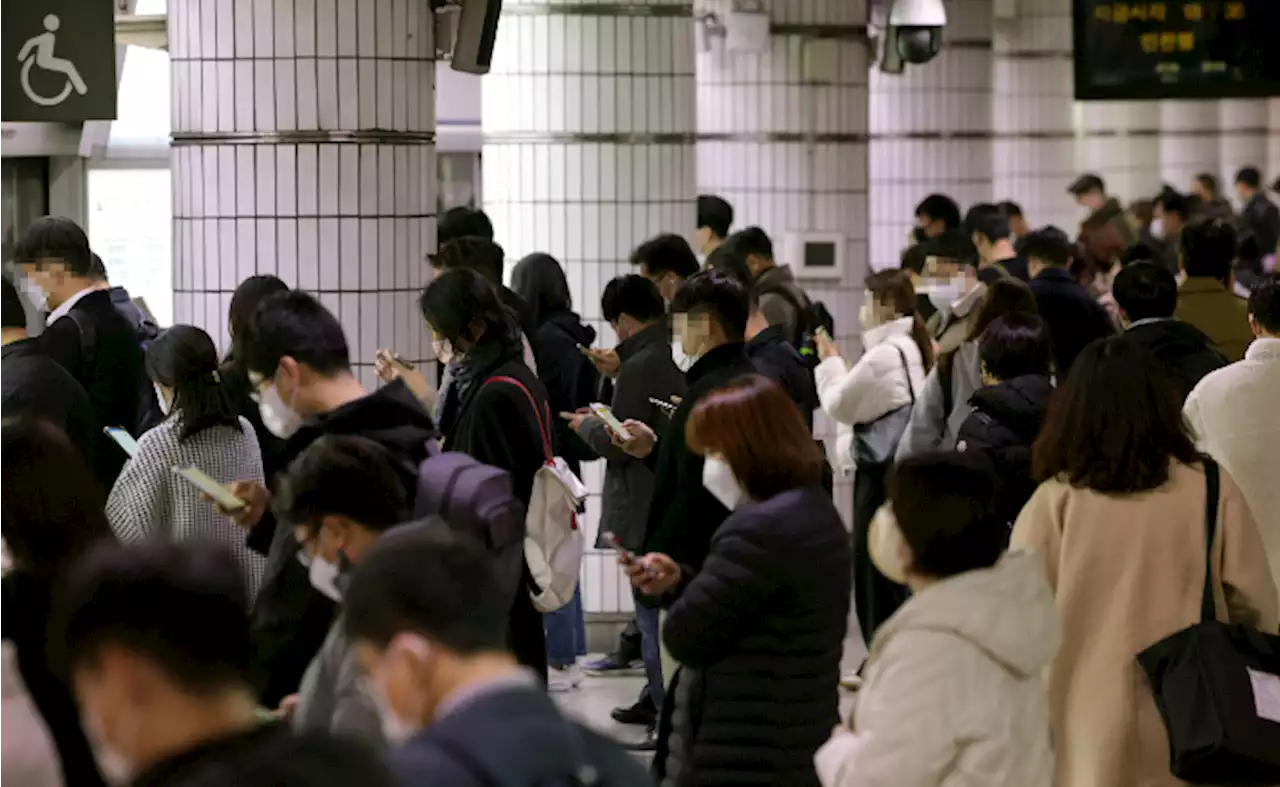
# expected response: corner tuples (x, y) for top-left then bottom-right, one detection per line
(485, 376), (588, 613)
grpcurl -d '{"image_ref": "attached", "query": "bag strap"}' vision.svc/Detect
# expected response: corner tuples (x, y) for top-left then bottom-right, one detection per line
(1199, 458), (1220, 623)
(67, 309), (97, 380)
(485, 375), (553, 461)
(891, 343), (916, 404)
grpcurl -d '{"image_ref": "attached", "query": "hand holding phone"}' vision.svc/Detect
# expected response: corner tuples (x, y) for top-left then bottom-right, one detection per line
(600, 531), (637, 565)
(173, 466), (246, 512)
(589, 403), (632, 441)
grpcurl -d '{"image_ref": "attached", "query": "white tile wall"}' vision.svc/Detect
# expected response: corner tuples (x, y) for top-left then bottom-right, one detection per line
(483, 1), (698, 614)
(169, 0), (437, 390)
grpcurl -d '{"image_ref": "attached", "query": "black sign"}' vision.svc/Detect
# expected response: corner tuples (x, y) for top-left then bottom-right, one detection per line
(1073, 0), (1280, 100)
(2, 0), (117, 122)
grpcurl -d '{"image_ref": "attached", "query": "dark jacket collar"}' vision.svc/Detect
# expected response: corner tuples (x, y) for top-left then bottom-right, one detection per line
(687, 342), (749, 387)
(131, 722), (286, 787)
(1032, 266), (1079, 286)
(616, 322), (668, 363)
(0, 337), (40, 361)
(746, 324), (785, 350)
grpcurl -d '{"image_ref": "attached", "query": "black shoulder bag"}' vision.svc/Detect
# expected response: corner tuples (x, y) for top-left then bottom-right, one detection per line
(851, 344), (915, 471)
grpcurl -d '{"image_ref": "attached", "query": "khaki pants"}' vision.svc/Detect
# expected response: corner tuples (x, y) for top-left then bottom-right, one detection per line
(659, 610), (680, 688)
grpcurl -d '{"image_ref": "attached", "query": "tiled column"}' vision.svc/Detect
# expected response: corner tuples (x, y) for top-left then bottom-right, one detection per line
(991, 0), (1077, 232)
(168, 0), (437, 390)
(1074, 100), (1162, 208)
(1218, 99), (1270, 206)
(1269, 99), (1280, 179)
(869, 0), (993, 268)
(481, 0), (697, 615)
(1155, 99), (1217, 195)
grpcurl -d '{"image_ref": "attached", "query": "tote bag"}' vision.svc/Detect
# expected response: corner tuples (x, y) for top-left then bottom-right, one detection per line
(1137, 459), (1280, 785)
(851, 344), (915, 470)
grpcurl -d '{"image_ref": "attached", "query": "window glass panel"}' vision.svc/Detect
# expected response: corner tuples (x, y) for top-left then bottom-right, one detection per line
(87, 169), (173, 327)
(107, 45), (170, 154)
(134, 0), (167, 15)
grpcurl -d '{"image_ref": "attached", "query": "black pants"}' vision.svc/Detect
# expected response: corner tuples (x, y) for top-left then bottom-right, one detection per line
(510, 563), (548, 681)
(851, 464), (907, 644)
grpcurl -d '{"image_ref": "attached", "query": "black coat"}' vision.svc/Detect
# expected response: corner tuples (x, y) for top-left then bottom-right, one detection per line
(1123, 318), (1227, 402)
(131, 722), (394, 787)
(955, 374), (1054, 527)
(1239, 192), (1280, 263)
(746, 325), (818, 431)
(391, 684), (651, 787)
(1, 338), (98, 463)
(1029, 267), (1116, 376)
(246, 381), (436, 707)
(38, 289), (148, 486)
(656, 486), (852, 787)
(527, 310), (600, 476)
(642, 343), (759, 570)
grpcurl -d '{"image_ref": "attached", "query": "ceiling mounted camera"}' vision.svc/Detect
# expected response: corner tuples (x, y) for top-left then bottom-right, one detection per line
(888, 0), (947, 64)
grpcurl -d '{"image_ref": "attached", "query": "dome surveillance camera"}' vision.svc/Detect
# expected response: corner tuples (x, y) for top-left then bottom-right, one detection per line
(888, 0), (946, 64)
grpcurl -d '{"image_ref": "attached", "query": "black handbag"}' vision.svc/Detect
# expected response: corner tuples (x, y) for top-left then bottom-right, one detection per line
(1137, 459), (1280, 786)
(851, 344), (915, 469)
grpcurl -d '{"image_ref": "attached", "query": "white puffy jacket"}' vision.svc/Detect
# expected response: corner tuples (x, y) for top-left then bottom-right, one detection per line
(815, 317), (928, 476)
(815, 552), (1059, 787)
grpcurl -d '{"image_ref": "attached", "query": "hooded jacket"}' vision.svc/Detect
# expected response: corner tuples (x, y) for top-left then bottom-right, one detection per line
(815, 553), (1059, 787)
(1123, 317), (1227, 402)
(247, 381), (436, 707)
(955, 375), (1054, 527)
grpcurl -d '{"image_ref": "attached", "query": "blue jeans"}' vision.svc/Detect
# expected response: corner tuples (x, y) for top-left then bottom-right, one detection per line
(635, 599), (665, 711)
(544, 586), (586, 668)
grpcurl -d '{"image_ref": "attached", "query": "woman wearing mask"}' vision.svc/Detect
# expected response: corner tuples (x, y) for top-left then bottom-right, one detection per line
(2, 418), (114, 787)
(105, 325), (267, 599)
(1012, 338), (1277, 787)
(220, 274), (290, 484)
(813, 269), (931, 643)
(626, 375), (850, 787)
(510, 252), (598, 690)
(419, 267), (554, 678)
(897, 278), (1040, 460)
(816, 451), (1057, 787)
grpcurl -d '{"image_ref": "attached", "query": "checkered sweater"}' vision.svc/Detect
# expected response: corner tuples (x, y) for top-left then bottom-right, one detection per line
(106, 415), (267, 600)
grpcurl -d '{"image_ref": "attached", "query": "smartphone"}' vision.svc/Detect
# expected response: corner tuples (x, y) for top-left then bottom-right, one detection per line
(103, 426), (140, 458)
(589, 402), (632, 441)
(172, 466), (246, 511)
(600, 531), (638, 564)
(814, 326), (832, 341)
(649, 397), (678, 416)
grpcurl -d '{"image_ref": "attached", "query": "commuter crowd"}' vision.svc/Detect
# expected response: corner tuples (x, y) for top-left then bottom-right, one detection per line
(2, 167), (1279, 787)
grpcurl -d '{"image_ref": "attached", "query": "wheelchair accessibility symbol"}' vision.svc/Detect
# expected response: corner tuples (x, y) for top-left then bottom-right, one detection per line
(17, 14), (88, 107)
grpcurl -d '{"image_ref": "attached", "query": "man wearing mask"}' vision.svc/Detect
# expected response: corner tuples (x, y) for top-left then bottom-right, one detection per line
(1067, 173), (1136, 249)
(222, 291), (436, 709)
(53, 541), (397, 787)
(917, 230), (984, 355)
(1151, 191), (1190, 275)
(344, 527), (651, 786)
(966, 203), (1028, 282)
(696, 195), (734, 259)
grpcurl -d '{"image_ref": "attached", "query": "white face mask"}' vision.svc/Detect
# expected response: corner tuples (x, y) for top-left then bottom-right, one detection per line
(868, 505), (910, 585)
(20, 274), (48, 312)
(702, 455), (745, 511)
(82, 711), (134, 786)
(259, 382), (303, 439)
(672, 339), (696, 373)
(308, 553), (343, 601)
(920, 276), (965, 310)
(154, 383), (171, 416)
(1149, 216), (1166, 241)
(432, 337), (454, 366)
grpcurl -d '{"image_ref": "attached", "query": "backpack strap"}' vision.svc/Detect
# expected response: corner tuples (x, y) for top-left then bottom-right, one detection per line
(1199, 458), (1220, 624)
(66, 309), (97, 380)
(485, 375), (553, 461)
(937, 350), (956, 419)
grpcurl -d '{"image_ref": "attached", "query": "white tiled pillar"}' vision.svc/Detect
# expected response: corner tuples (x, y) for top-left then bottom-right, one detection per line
(991, 0), (1077, 232)
(869, 0), (993, 268)
(1269, 99), (1280, 179)
(1218, 99), (1270, 207)
(1074, 100), (1162, 207)
(1157, 99), (1219, 195)
(482, 0), (697, 615)
(168, 0), (437, 390)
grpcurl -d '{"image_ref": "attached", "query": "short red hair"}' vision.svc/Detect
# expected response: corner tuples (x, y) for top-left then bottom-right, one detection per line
(686, 375), (822, 501)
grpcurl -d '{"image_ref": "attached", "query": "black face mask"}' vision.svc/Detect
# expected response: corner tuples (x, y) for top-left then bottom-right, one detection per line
(911, 227), (929, 244)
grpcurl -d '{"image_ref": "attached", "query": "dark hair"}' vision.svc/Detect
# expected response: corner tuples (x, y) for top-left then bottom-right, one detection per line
(915, 194), (962, 229)
(1271, 174), (1280, 195)
(888, 451), (1004, 578)
(1194, 172), (1219, 195)
(510, 253), (571, 327)
(1, 418), (113, 577)
(437, 206), (494, 245)
(725, 226), (773, 261)
(696, 195), (734, 239)
(1113, 261), (1177, 321)
(601, 274), (665, 325)
(420, 267), (511, 349)
(88, 252), (108, 282)
(866, 269), (935, 371)
(13, 216), (93, 276)
(228, 274), (288, 346)
(1181, 218), (1237, 282)
(1155, 191), (1190, 219)
(147, 325), (240, 441)
(670, 270), (749, 342)
(1249, 273), (1280, 334)
(1067, 173), (1105, 196)
(964, 203), (1011, 243)
(965, 278), (1039, 343)
(1234, 166), (1262, 189)
(920, 228), (978, 267)
(686, 375), (822, 500)
(1128, 198), (1154, 226)
(1, 276), (26, 330)
(1121, 243), (1157, 266)
(275, 436), (409, 534)
(53, 541), (253, 691)
(703, 243), (753, 290)
(433, 237), (505, 286)
(1033, 337), (1198, 492)
(899, 243), (928, 275)
(997, 200), (1023, 219)
(343, 527), (509, 653)
(979, 313), (1053, 379)
(1019, 226), (1072, 268)
(630, 233), (700, 281)
(243, 291), (351, 379)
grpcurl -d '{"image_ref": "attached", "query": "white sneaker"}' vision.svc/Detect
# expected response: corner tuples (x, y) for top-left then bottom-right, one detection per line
(548, 663), (583, 693)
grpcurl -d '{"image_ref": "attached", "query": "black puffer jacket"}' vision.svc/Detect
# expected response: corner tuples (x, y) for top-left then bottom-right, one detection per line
(655, 486), (851, 787)
(955, 375), (1053, 527)
(1123, 318), (1227, 403)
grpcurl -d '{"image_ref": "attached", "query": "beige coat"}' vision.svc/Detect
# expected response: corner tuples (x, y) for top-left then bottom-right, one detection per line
(2, 642), (63, 787)
(1011, 463), (1278, 787)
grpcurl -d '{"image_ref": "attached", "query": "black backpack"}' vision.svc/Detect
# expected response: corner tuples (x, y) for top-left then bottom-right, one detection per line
(757, 283), (834, 370)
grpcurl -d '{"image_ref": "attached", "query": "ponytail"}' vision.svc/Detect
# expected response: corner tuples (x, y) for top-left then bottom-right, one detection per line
(909, 313), (936, 372)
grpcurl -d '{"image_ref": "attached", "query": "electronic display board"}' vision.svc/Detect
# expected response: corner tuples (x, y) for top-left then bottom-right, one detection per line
(1073, 0), (1280, 100)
